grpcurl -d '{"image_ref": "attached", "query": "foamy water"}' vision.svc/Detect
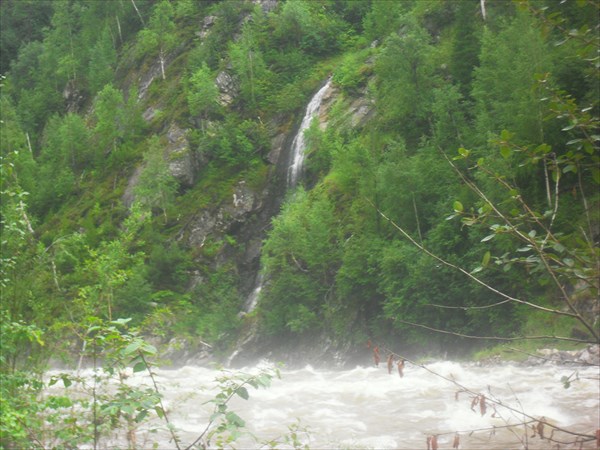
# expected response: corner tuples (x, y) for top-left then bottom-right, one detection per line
(45, 361), (599, 449)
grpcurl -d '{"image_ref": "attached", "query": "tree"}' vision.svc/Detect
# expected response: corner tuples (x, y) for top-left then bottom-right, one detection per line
(472, 10), (551, 144)
(187, 63), (219, 124)
(229, 15), (271, 111)
(93, 83), (125, 156)
(134, 136), (178, 220)
(88, 26), (117, 94)
(374, 15), (437, 144)
(137, 0), (176, 80)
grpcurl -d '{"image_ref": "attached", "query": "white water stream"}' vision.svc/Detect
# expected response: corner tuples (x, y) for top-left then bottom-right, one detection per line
(46, 361), (599, 449)
(287, 78), (332, 189)
(240, 78), (333, 320)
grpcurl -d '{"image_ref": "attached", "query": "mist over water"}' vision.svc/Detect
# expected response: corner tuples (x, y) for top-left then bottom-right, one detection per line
(47, 361), (599, 449)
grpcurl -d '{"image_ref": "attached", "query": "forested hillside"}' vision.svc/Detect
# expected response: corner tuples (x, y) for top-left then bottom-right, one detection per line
(1, 0), (598, 445)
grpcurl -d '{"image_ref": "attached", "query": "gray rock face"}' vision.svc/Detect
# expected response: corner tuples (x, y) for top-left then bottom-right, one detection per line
(178, 181), (261, 250)
(122, 166), (143, 209)
(63, 80), (84, 113)
(521, 344), (600, 366)
(164, 123), (198, 188)
(267, 133), (286, 165)
(216, 71), (238, 106)
(251, 0), (278, 13)
(196, 15), (217, 39)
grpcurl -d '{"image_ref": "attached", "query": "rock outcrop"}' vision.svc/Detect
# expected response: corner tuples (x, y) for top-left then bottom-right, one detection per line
(215, 71), (239, 106)
(164, 123), (199, 188)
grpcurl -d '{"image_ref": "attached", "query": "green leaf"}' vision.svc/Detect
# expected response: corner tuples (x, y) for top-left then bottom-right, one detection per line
(111, 318), (132, 326)
(155, 406), (165, 419)
(236, 386), (249, 400)
(141, 342), (157, 356)
(453, 201), (464, 212)
(482, 251), (491, 268)
(133, 361), (147, 373)
(135, 410), (148, 423)
(61, 375), (72, 388)
(500, 146), (511, 159)
(225, 411), (245, 427)
(457, 147), (470, 157)
(123, 340), (142, 356)
(481, 234), (495, 242)
(563, 258), (574, 267)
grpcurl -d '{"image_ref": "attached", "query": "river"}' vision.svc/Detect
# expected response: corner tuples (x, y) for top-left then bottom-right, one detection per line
(45, 360), (599, 449)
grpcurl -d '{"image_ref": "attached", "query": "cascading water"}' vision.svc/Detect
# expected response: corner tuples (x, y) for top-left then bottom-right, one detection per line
(287, 77), (332, 189)
(227, 79), (334, 366)
(241, 78), (333, 317)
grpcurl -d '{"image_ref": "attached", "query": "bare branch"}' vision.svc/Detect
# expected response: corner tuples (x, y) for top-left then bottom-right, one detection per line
(395, 319), (596, 344)
(366, 198), (586, 322)
(424, 299), (511, 310)
(379, 343), (598, 442)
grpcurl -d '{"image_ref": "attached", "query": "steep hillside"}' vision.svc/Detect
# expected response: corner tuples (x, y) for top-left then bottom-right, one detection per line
(1, 0), (598, 372)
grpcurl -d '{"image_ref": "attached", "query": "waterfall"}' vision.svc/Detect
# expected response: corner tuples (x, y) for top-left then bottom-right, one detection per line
(243, 78), (332, 315)
(242, 272), (263, 314)
(229, 79), (333, 366)
(287, 77), (332, 189)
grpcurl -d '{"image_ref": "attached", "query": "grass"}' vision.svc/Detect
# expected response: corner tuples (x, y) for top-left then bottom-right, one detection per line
(473, 309), (590, 362)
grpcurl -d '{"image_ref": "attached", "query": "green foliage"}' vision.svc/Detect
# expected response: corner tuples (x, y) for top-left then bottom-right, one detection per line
(206, 116), (269, 166)
(137, 0), (176, 62)
(134, 135), (178, 219)
(260, 188), (341, 335)
(187, 63), (219, 119)
(191, 264), (242, 346)
(472, 10), (551, 143)
(87, 26), (117, 94)
(374, 15), (437, 142)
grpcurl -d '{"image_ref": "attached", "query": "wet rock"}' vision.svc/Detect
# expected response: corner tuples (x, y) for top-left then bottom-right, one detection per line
(63, 80), (84, 113)
(164, 123), (198, 188)
(196, 15), (217, 39)
(267, 133), (286, 165)
(576, 344), (599, 365)
(251, 0), (278, 13)
(521, 345), (600, 366)
(142, 105), (160, 122)
(215, 71), (238, 106)
(349, 97), (375, 127)
(178, 181), (261, 250)
(122, 166), (143, 208)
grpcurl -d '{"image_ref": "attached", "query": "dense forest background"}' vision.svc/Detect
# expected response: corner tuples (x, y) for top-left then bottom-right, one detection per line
(1, 0), (598, 444)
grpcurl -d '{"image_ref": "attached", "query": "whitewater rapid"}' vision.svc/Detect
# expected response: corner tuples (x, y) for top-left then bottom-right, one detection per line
(45, 361), (599, 449)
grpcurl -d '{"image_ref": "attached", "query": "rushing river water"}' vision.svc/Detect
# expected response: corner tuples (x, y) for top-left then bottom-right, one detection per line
(45, 361), (599, 449)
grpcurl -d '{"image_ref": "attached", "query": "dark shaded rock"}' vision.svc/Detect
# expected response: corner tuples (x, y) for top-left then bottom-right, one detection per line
(63, 80), (84, 113)
(267, 133), (286, 165)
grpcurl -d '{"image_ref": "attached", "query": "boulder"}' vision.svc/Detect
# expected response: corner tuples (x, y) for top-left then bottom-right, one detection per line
(178, 181), (261, 250)
(164, 123), (198, 188)
(216, 71), (239, 106)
